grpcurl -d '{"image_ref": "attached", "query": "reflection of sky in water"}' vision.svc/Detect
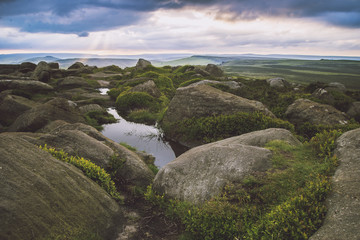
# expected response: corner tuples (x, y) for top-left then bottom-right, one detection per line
(102, 108), (177, 168)
(98, 88), (109, 95)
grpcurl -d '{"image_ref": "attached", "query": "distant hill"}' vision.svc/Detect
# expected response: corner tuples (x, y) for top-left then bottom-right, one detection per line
(23, 56), (60, 64)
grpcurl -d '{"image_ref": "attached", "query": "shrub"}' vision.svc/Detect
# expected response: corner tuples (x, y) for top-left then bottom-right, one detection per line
(115, 91), (158, 114)
(84, 110), (117, 130)
(39, 145), (123, 201)
(162, 112), (294, 144)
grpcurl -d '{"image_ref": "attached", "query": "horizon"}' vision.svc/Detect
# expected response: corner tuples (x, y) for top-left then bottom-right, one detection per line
(1, 0), (360, 56)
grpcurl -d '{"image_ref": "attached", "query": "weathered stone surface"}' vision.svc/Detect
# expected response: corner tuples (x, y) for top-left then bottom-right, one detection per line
(79, 104), (104, 114)
(0, 79), (53, 92)
(32, 61), (51, 82)
(312, 88), (335, 104)
(0, 64), (20, 74)
(153, 139), (272, 205)
(266, 77), (291, 88)
(68, 61), (85, 69)
(19, 62), (37, 73)
(347, 101), (360, 122)
(205, 64), (224, 77)
(188, 79), (243, 90)
(163, 84), (274, 124)
(36, 121), (154, 187)
(218, 128), (302, 147)
(310, 128), (360, 240)
(0, 133), (121, 240)
(7, 98), (84, 132)
(0, 94), (38, 126)
(135, 58), (151, 70)
(57, 76), (91, 89)
(48, 62), (60, 69)
(285, 98), (348, 125)
(130, 80), (161, 97)
(326, 82), (346, 92)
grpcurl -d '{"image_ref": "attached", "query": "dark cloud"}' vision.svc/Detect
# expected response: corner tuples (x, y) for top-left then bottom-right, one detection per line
(0, 0), (359, 36)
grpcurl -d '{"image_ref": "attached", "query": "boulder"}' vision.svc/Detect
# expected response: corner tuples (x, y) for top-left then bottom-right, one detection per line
(285, 98), (348, 126)
(0, 133), (121, 240)
(163, 84), (274, 124)
(309, 128), (360, 240)
(135, 58), (151, 70)
(326, 82), (346, 92)
(68, 61), (85, 69)
(130, 80), (161, 97)
(153, 139), (272, 205)
(0, 94), (38, 126)
(312, 88), (335, 104)
(19, 62), (37, 73)
(7, 98), (84, 132)
(188, 79), (243, 90)
(0, 64), (20, 74)
(57, 76), (91, 89)
(205, 64), (224, 77)
(266, 77), (291, 88)
(79, 104), (104, 114)
(32, 61), (51, 82)
(48, 62), (59, 69)
(218, 128), (301, 147)
(347, 102), (360, 122)
(0, 80), (53, 92)
(35, 122), (154, 187)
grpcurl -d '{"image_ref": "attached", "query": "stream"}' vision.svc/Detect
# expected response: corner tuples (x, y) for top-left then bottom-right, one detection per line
(99, 88), (188, 168)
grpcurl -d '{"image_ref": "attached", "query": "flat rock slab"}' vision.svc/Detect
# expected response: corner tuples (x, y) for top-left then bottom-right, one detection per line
(310, 128), (360, 240)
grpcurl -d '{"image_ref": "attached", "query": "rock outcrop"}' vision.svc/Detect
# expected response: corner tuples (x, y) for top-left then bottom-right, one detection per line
(188, 79), (243, 90)
(130, 80), (161, 97)
(7, 98), (84, 132)
(347, 101), (360, 122)
(285, 98), (348, 125)
(0, 79), (53, 92)
(32, 61), (51, 82)
(205, 64), (224, 77)
(153, 141), (272, 205)
(135, 59), (151, 70)
(0, 133), (121, 240)
(57, 76), (91, 89)
(163, 84), (274, 124)
(310, 128), (360, 240)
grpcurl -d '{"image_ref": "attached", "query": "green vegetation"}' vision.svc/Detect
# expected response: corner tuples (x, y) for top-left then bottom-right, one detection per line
(39, 145), (123, 201)
(162, 111), (294, 144)
(145, 130), (341, 240)
(84, 110), (117, 130)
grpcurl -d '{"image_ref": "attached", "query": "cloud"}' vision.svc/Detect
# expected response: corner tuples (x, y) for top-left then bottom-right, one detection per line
(1, 0), (360, 37)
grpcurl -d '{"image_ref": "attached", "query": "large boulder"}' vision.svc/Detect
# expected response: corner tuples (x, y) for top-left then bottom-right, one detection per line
(0, 80), (53, 92)
(130, 80), (161, 97)
(205, 64), (224, 77)
(32, 61), (51, 82)
(163, 84), (274, 124)
(19, 62), (37, 73)
(0, 64), (20, 74)
(78, 103), (104, 114)
(310, 128), (360, 240)
(347, 101), (360, 122)
(135, 58), (151, 70)
(68, 61), (85, 69)
(0, 94), (38, 126)
(153, 137), (273, 205)
(285, 98), (348, 126)
(0, 133), (121, 240)
(188, 79), (243, 90)
(7, 98), (84, 132)
(35, 122), (154, 187)
(57, 76), (91, 89)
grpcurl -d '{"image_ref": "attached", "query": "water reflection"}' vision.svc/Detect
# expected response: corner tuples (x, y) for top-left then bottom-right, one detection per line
(101, 108), (188, 168)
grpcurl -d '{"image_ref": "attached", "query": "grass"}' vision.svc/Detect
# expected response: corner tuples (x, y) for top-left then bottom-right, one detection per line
(222, 59), (360, 89)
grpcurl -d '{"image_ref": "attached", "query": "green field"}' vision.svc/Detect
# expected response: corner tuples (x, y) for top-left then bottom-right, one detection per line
(222, 59), (360, 89)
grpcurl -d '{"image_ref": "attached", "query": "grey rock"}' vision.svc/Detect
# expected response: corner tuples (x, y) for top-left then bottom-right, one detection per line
(205, 64), (224, 77)
(0, 64), (20, 74)
(326, 82), (346, 92)
(32, 61), (51, 82)
(312, 88), (335, 104)
(188, 79), (243, 90)
(266, 77), (290, 88)
(135, 58), (151, 70)
(310, 128), (360, 240)
(153, 139), (272, 205)
(57, 76), (91, 89)
(347, 101), (360, 122)
(163, 84), (274, 124)
(19, 62), (37, 73)
(48, 62), (60, 69)
(130, 80), (161, 97)
(7, 98), (84, 132)
(285, 98), (348, 125)
(0, 132), (121, 240)
(79, 104), (104, 114)
(68, 61), (85, 69)
(0, 94), (38, 126)
(0, 79), (53, 92)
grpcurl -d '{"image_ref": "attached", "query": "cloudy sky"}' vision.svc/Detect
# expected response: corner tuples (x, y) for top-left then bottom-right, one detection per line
(1, 0), (360, 56)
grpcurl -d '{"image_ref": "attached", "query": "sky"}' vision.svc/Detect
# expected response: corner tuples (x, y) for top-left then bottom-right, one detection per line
(1, 0), (360, 56)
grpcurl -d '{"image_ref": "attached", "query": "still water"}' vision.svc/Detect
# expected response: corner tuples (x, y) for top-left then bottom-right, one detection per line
(101, 108), (188, 168)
